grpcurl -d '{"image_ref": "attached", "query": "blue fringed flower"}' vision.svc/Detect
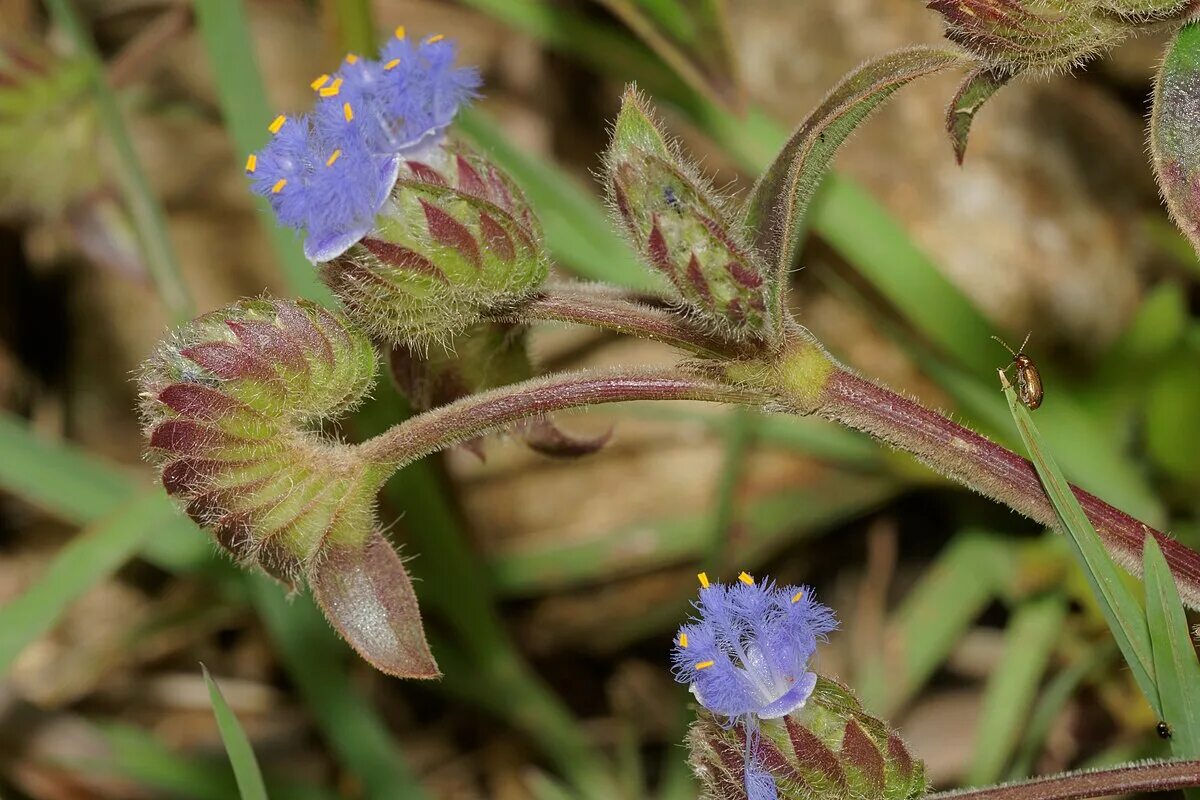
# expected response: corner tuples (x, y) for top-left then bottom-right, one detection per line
(246, 29), (480, 263)
(672, 572), (838, 800)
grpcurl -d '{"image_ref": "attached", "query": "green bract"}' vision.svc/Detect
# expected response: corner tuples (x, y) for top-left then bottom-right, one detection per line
(139, 298), (379, 579)
(688, 676), (926, 800)
(604, 87), (770, 340)
(322, 145), (548, 349)
(140, 298), (439, 679)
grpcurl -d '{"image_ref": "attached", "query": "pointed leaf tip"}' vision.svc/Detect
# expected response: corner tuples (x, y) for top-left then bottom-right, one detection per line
(946, 66), (1012, 165)
(310, 530), (440, 680)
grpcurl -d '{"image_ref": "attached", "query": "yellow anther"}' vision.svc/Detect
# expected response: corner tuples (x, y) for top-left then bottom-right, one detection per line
(268, 115), (286, 134)
(319, 77), (344, 98)
(678, 633), (688, 649)
(791, 590), (805, 604)
(244, 153), (257, 173)
(395, 25), (407, 40)
(310, 73), (330, 91)
(345, 53), (359, 64)
(426, 34), (445, 44)
(738, 571), (754, 586)
(697, 572), (710, 589)
(343, 102), (354, 122)
(384, 58), (401, 71)
(271, 178), (287, 194)
(695, 660), (715, 670)
(326, 149), (342, 167)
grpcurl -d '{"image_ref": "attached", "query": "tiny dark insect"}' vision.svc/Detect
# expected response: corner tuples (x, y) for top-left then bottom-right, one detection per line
(1157, 721), (1173, 739)
(663, 186), (682, 212)
(992, 332), (1043, 410)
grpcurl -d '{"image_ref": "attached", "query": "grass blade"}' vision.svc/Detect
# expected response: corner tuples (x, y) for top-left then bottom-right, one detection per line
(41, 0), (193, 321)
(0, 492), (168, 674)
(967, 593), (1067, 785)
(0, 413), (135, 525)
(1143, 536), (1200, 758)
(854, 530), (1014, 715)
(1000, 372), (1159, 717)
(595, 0), (740, 109)
(202, 664), (270, 800)
(1008, 643), (1116, 779)
(76, 721), (334, 800)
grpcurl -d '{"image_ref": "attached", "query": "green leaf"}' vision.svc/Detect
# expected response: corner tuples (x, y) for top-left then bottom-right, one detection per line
(742, 47), (967, 327)
(854, 531), (1015, 715)
(0, 492), (166, 674)
(594, 0), (741, 109)
(1000, 372), (1160, 717)
(1143, 536), (1200, 757)
(1152, 21), (1200, 262)
(946, 65), (1012, 165)
(202, 664), (270, 800)
(967, 594), (1067, 785)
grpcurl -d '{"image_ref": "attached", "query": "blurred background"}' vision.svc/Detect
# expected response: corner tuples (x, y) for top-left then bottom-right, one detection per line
(2, 0), (1199, 797)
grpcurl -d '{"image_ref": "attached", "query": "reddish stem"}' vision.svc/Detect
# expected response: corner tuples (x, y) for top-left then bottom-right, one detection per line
(498, 284), (755, 359)
(926, 760), (1200, 800)
(357, 367), (760, 467)
(821, 368), (1200, 607)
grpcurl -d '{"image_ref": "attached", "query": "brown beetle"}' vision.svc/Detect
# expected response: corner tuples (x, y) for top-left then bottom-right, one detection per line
(992, 333), (1043, 410)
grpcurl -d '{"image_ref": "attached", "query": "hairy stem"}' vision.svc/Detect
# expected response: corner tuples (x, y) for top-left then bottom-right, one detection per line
(496, 283), (755, 358)
(356, 367), (762, 468)
(925, 760), (1200, 800)
(819, 367), (1200, 607)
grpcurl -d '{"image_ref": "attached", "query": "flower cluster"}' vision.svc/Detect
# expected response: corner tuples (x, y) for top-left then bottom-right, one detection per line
(247, 29), (480, 263)
(673, 572), (838, 800)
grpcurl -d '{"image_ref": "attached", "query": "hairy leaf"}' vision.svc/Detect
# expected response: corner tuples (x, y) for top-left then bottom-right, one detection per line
(1100, 0), (1197, 19)
(743, 47), (967, 326)
(946, 65), (1013, 164)
(1152, 21), (1200, 260)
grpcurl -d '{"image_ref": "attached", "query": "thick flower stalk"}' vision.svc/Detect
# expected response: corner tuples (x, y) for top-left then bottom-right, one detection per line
(674, 574), (924, 800)
(247, 28), (480, 263)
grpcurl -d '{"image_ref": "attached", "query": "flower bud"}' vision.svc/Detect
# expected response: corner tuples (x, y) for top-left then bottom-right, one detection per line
(926, 1), (1123, 72)
(139, 298), (379, 582)
(140, 298), (439, 678)
(672, 574), (924, 800)
(322, 146), (549, 348)
(604, 87), (769, 339)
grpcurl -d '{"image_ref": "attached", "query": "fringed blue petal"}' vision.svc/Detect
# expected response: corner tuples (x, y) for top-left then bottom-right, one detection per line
(247, 32), (478, 263)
